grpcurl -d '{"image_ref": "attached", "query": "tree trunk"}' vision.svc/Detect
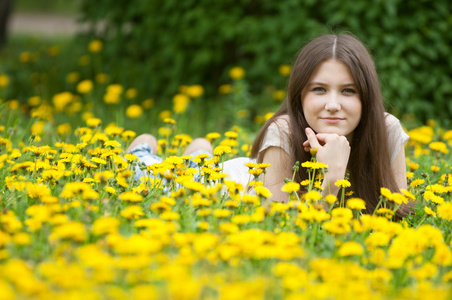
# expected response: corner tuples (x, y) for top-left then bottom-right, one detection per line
(0, 0), (14, 49)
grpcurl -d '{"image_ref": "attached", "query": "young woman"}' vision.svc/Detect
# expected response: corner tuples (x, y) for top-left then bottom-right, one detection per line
(247, 34), (412, 218)
(128, 34), (412, 218)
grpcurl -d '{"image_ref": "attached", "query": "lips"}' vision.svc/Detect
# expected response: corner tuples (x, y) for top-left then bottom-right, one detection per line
(320, 117), (345, 123)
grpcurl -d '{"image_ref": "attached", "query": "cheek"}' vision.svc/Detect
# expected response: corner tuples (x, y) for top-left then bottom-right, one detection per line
(355, 101), (363, 119)
(301, 95), (318, 113)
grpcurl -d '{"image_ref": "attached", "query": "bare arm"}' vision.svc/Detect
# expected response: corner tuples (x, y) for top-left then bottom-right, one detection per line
(392, 146), (415, 214)
(261, 146), (295, 203)
(303, 127), (351, 197)
(391, 146), (407, 191)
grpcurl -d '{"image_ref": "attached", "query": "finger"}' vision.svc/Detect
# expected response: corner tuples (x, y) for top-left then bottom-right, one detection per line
(305, 127), (321, 149)
(303, 140), (311, 152)
(314, 133), (339, 144)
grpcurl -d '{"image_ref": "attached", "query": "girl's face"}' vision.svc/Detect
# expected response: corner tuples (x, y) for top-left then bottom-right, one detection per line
(301, 59), (362, 141)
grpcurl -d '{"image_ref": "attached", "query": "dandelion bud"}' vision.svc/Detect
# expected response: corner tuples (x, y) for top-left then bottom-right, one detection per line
(421, 173), (427, 178)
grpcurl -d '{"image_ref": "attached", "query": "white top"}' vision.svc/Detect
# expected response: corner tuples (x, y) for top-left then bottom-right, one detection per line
(222, 113), (409, 190)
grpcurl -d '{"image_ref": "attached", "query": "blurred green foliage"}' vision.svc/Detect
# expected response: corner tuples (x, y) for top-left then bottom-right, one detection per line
(14, 0), (81, 15)
(77, 0), (452, 123)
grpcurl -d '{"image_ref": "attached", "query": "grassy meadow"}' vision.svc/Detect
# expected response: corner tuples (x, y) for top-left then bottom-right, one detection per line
(0, 37), (452, 299)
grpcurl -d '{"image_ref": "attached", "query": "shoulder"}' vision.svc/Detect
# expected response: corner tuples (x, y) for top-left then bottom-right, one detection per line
(384, 113), (407, 137)
(260, 114), (292, 155)
(384, 112), (400, 128)
(268, 115), (290, 130)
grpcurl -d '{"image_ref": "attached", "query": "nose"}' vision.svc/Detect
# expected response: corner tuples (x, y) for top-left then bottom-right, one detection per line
(325, 92), (341, 112)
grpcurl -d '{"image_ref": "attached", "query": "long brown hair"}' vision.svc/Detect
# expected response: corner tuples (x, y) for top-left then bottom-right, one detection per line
(251, 34), (410, 218)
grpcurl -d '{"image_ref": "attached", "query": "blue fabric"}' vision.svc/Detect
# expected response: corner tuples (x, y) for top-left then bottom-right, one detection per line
(128, 143), (212, 183)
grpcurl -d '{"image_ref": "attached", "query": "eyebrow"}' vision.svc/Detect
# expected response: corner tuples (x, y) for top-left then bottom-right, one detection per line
(308, 81), (357, 87)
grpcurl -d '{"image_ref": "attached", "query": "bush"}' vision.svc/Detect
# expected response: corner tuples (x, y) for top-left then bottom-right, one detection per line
(77, 0), (452, 124)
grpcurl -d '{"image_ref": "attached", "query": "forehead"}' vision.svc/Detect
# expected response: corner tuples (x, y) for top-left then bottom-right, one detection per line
(309, 59), (355, 82)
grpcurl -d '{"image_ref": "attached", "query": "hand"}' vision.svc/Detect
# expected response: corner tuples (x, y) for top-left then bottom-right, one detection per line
(303, 127), (351, 182)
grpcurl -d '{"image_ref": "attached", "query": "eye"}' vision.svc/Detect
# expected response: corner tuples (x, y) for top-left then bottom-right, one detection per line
(312, 87), (326, 93)
(342, 88), (357, 94)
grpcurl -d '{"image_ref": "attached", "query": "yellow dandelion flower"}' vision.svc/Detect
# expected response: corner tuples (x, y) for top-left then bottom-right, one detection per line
(218, 84), (232, 94)
(214, 209), (232, 218)
(213, 145), (232, 156)
(431, 166), (440, 173)
(160, 211), (180, 221)
(103, 92), (120, 104)
(429, 141), (449, 154)
(264, 112), (274, 120)
(225, 131), (238, 139)
(242, 195), (260, 205)
(272, 90), (285, 101)
(410, 179), (425, 187)
(281, 182), (300, 193)
(346, 198), (366, 210)
(400, 189), (415, 200)
(300, 179), (310, 186)
(229, 67), (245, 80)
(278, 64), (292, 76)
(121, 130), (136, 141)
(408, 162), (419, 171)
(173, 94), (190, 113)
(76, 80), (93, 94)
(197, 221), (209, 230)
(105, 186), (116, 194)
(206, 132), (221, 142)
(249, 168), (264, 176)
(91, 157), (107, 165)
(301, 161), (328, 169)
(219, 222), (239, 233)
(49, 221), (86, 242)
(331, 207), (353, 220)
(125, 88), (138, 99)
(95, 72), (109, 83)
(437, 202), (452, 221)
(186, 85), (204, 98)
(88, 40), (103, 52)
(325, 194), (337, 204)
(197, 208), (212, 217)
(119, 191), (143, 202)
(231, 214), (251, 225)
(0, 74), (10, 87)
(120, 205), (144, 219)
(380, 187), (393, 199)
(126, 104), (143, 118)
(255, 186), (272, 198)
(424, 206), (437, 218)
(443, 130), (452, 140)
(92, 217), (120, 235)
(303, 190), (322, 202)
(86, 118), (101, 127)
(13, 232), (32, 246)
(335, 179), (351, 188)
(408, 126), (433, 144)
(66, 72), (80, 83)
(338, 241), (363, 257)
(142, 98), (154, 109)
